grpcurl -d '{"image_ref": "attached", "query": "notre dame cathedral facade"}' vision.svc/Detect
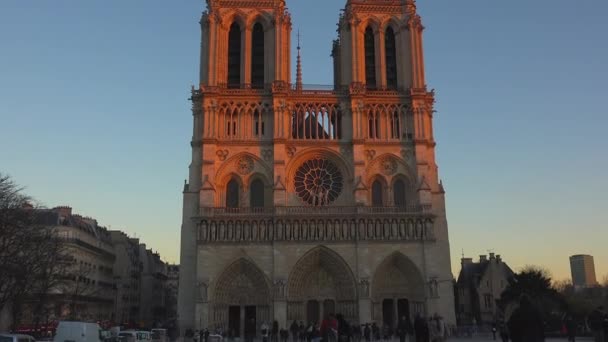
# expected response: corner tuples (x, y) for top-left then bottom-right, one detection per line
(178, 0), (456, 335)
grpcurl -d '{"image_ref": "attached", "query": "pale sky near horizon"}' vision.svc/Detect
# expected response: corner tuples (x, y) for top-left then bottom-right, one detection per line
(1, 0), (606, 282)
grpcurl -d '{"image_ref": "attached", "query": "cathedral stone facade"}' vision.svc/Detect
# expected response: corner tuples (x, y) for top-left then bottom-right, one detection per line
(178, 0), (456, 335)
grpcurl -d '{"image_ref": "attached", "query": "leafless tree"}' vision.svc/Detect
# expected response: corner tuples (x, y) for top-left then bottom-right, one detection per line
(0, 173), (71, 329)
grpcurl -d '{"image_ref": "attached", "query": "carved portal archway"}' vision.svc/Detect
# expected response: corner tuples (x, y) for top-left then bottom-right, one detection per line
(371, 252), (425, 328)
(212, 258), (272, 335)
(287, 246), (358, 323)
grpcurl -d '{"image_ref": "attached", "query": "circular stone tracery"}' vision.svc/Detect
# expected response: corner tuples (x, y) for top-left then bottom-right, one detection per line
(294, 158), (343, 206)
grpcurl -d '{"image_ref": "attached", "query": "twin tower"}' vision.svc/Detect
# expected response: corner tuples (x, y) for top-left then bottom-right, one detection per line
(179, 0), (456, 335)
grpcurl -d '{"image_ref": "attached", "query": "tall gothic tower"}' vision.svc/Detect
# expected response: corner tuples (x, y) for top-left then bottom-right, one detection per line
(178, 0), (455, 334)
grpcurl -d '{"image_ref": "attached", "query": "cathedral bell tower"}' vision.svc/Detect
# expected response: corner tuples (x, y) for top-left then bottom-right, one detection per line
(199, 0), (292, 87)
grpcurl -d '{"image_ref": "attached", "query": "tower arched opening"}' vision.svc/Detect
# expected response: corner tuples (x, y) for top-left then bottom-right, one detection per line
(251, 22), (265, 88)
(364, 27), (377, 89)
(227, 22), (242, 88)
(385, 27), (398, 89)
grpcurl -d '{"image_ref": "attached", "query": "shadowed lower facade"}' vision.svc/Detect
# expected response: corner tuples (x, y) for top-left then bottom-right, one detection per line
(178, 0), (455, 335)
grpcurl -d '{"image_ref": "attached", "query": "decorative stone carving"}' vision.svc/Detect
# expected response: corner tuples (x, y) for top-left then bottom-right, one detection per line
(262, 149), (273, 162)
(216, 149), (229, 161)
(294, 158), (344, 206)
(428, 278), (439, 298)
(286, 146), (297, 158)
(197, 281), (208, 302)
(400, 148), (412, 162)
(237, 156), (254, 175)
(365, 149), (376, 161)
(380, 158), (397, 175)
(349, 82), (366, 95)
(359, 278), (370, 298)
(273, 279), (286, 299)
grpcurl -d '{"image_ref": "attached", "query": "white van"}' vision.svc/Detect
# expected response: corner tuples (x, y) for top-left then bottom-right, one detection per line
(118, 331), (151, 342)
(53, 321), (103, 342)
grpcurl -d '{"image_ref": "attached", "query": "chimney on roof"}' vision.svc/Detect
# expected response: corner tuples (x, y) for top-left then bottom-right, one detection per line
(461, 258), (473, 266)
(496, 255), (502, 263)
(54, 206), (72, 217)
(480, 255), (487, 262)
(489, 252), (495, 260)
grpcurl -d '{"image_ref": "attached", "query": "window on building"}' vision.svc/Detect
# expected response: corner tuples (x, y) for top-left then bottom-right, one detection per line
(251, 23), (265, 88)
(227, 22), (242, 88)
(385, 27), (398, 89)
(368, 114), (380, 139)
(484, 294), (493, 309)
(226, 178), (240, 208)
(393, 179), (406, 207)
(390, 111), (400, 139)
(250, 178), (265, 208)
(254, 110), (264, 136)
(372, 180), (383, 206)
(364, 27), (376, 89)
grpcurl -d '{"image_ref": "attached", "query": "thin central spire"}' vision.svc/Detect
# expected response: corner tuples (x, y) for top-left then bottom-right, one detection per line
(296, 29), (303, 92)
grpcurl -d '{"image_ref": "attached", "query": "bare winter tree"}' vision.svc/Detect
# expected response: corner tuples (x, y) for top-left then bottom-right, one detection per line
(0, 173), (71, 329)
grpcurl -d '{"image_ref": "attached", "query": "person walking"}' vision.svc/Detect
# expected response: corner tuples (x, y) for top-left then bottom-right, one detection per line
(364, 324), (371, 342)
(396, 317), (408, 342)
(564, 315), (576, 342)
(589, 306), (605, 342)
(273, 321), (280, 342)
(261, 322), (270, 342)
(291, 321), (300, 342)
(508, 295), (544, 342)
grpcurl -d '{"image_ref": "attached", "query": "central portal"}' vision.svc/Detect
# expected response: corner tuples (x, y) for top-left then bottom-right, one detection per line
(287, 247), (358, 323)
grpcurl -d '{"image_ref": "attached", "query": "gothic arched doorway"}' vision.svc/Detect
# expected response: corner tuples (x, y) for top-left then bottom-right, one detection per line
(213, 258), (272, 337)
(371, 252), (425, 329)
(287, 246), (358, 323)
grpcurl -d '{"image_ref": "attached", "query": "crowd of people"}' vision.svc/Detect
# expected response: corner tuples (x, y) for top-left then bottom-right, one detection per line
(187, 313), (450, 342)
(186, 301), (608, 342)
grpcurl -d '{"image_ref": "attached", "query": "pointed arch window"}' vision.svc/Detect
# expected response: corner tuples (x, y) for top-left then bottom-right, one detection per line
(393, 179), (406, 207)
(372, 179), (384, 206)
(390, 110), (400, 139)
(368, 112), (380, 139)
(385, 27), (398, 89)
(227, 23), (242, 88)
(254, 109), (264, 137)
(226, 109), (237, 137)
(251, 23), (265, 89)
(226, 178), (240, 208)
(364, 27), (377, 89)
(250, 178), (265, 208)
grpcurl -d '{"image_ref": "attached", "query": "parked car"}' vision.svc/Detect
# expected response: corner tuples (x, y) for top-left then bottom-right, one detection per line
(53, 321), (104, 342)
(0, 334), (36, 342)
(118, 331), (151, 342)
(151, 329), (166, 342)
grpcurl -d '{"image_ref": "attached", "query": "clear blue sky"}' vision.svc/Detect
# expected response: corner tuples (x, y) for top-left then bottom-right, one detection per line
(1, 0), (606, 282)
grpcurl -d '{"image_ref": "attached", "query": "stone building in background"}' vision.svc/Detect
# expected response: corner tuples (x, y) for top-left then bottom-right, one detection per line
(178, 0), (456, 335)
(110, 231), (142, 325)
(139, 245), (168, 328)
(31, 206), (117, 323)
(454, 253), (514, 326)
(166, 265), (180, 325)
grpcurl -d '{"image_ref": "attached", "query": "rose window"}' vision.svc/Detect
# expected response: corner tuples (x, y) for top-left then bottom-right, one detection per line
(294, 158), (343, 206)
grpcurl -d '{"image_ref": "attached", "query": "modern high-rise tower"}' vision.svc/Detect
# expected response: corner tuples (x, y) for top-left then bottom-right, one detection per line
(569, 254), (598, 288)
(178, 0), (455, 334)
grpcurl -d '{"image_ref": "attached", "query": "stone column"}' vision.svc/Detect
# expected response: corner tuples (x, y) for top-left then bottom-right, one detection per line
(243, 26), (252, 86)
